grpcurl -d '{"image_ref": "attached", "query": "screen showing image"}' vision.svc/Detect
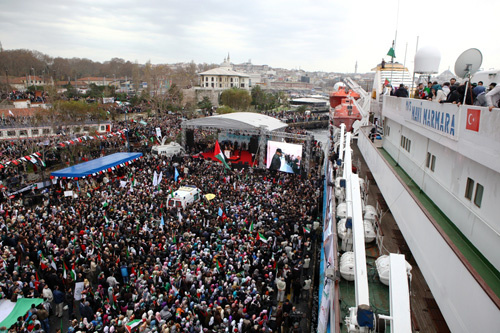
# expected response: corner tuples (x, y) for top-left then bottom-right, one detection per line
(266, 141), (303, 174)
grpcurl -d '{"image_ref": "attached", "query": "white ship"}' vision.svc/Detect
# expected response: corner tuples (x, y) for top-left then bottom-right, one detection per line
(354, 94), (500, 332)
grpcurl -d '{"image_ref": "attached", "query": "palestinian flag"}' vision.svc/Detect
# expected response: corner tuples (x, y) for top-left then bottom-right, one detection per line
(125, 319), (142, 333)
(214, 140), (231, 170)
(303, 226), (311, 233)
(248, 221), (254, 232)
(257, 232), (268, 243)
(64, 262), (76, 280)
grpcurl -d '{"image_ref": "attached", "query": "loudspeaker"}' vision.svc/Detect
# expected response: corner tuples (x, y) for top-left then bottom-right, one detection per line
(249, 136), (258, 153)
(186, 130), (194, 148)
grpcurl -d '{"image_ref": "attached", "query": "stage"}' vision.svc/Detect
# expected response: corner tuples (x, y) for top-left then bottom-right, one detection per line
(196, 149), (257, 167)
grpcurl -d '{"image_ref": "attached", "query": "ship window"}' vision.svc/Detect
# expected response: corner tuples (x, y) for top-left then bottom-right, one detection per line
(426, 153), (436, 171)
(474, 183), (484, 207)
(407, 140), (411, 152)
(7, 130), (15, 136)
(31, 129), (39, 135)
(43, 128), (50, 134)
(465, 178), (474, 200)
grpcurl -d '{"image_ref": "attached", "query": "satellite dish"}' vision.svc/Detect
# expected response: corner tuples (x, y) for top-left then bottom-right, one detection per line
(454, 48), (482, 79)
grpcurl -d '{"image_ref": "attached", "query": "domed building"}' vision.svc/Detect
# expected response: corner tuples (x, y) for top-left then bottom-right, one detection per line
(198, 55), (250, 90)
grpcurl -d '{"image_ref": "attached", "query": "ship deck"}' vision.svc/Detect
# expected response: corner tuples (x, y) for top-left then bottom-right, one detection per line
(377, 147), (500, 300)
(337, 142), (451, 332)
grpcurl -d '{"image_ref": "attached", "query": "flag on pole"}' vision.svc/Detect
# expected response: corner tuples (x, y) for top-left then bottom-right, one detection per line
(214, 141), (231, 170)
(160, 215), (165, 226)
(384, 78), (390, 86)
(387, 41), (396, 58)
(218, 207), (223, 217)
(49, 256), (57, 270)
(303, 226), (311, 233)
(71, 263), (76, 280)
(257, 232), (268, 243)
(8, 110), (14, 116)
(174, 168), (179, 182)
(248, 221), (254, 232)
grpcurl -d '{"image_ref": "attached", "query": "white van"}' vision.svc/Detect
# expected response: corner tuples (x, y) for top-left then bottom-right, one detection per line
(167, 185), (201, 209)
(152, 142), (185, 157)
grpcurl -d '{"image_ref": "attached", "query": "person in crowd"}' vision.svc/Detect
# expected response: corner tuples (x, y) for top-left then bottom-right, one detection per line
(394, 84), (409, 98)
(486, 82), (500, 111)
(414, 83), (427, 99)
(429, 84), (447, 103)
(473, 81), (486, 96)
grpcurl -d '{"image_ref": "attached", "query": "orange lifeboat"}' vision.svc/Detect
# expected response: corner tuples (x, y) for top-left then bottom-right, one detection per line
(332, 97), (362, 132)
(329, 86), (360, 108)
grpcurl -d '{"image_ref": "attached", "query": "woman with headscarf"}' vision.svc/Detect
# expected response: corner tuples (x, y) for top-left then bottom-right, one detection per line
(429, 84), (447, 103)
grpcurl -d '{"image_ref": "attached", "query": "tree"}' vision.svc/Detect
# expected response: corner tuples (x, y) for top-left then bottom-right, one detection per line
(220, 88), (251, 110)
(197, 96), (212, 111)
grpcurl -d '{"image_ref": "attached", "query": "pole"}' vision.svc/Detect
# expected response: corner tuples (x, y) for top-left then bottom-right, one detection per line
(402, 42), (408, 88)
(410, 36), (419, 97)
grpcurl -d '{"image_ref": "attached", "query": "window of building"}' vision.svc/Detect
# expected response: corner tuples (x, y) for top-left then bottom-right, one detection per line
(31, 129), (39, 135)
(231, 83), (233, 87)
(230, 78), (233, 82)
(100, 126), (105, 131)
(43, 128), (50, 134)
(205, 77), (208, 81)
(205, 83), (209, 87)
(241, 83), (245, 88)
(211, 83), (214, 88)
(220, 84), (222, 88)
(211, 77), (214, 81)
(465, 178), (474, 200)
(474, 183), (484, 207)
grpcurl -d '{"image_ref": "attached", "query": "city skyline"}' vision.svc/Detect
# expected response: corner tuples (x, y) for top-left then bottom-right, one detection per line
(1, 0), (499, 75)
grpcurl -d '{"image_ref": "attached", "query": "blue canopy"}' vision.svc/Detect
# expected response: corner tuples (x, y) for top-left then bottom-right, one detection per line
(51, 152), (142, 179)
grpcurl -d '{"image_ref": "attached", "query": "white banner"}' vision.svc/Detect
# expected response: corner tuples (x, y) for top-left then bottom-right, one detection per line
(317, 279), (331, 333)
(74, 282), (84, 301)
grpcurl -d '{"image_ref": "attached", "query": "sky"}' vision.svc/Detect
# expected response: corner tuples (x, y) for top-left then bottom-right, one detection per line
(1, 0), (499, 75)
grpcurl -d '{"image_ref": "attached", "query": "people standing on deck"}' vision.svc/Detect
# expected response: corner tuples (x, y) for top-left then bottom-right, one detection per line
(486, 82), (500, 111)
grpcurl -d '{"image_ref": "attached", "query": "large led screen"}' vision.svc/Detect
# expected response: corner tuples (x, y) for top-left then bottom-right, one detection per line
(266, 141), (303, 174)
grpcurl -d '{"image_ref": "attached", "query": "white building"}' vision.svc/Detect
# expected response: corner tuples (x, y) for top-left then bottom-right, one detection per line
(198, 56), (250, 90)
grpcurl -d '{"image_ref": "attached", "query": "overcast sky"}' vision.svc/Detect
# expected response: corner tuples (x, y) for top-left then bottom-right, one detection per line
(1, 0), (499, 75)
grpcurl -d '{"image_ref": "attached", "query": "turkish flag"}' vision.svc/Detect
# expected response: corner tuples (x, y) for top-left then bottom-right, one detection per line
(466, 109), (481, 132)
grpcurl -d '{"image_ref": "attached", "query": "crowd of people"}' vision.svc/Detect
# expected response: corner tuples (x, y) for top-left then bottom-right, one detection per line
(0, 123), (323, 332)
(388, 78), (500, 110)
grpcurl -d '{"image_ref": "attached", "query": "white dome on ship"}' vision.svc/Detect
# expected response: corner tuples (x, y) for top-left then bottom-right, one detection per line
(414, 46), (441, 74)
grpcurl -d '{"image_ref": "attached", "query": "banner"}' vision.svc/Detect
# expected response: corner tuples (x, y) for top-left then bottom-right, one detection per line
(74, 282), (84, 301)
